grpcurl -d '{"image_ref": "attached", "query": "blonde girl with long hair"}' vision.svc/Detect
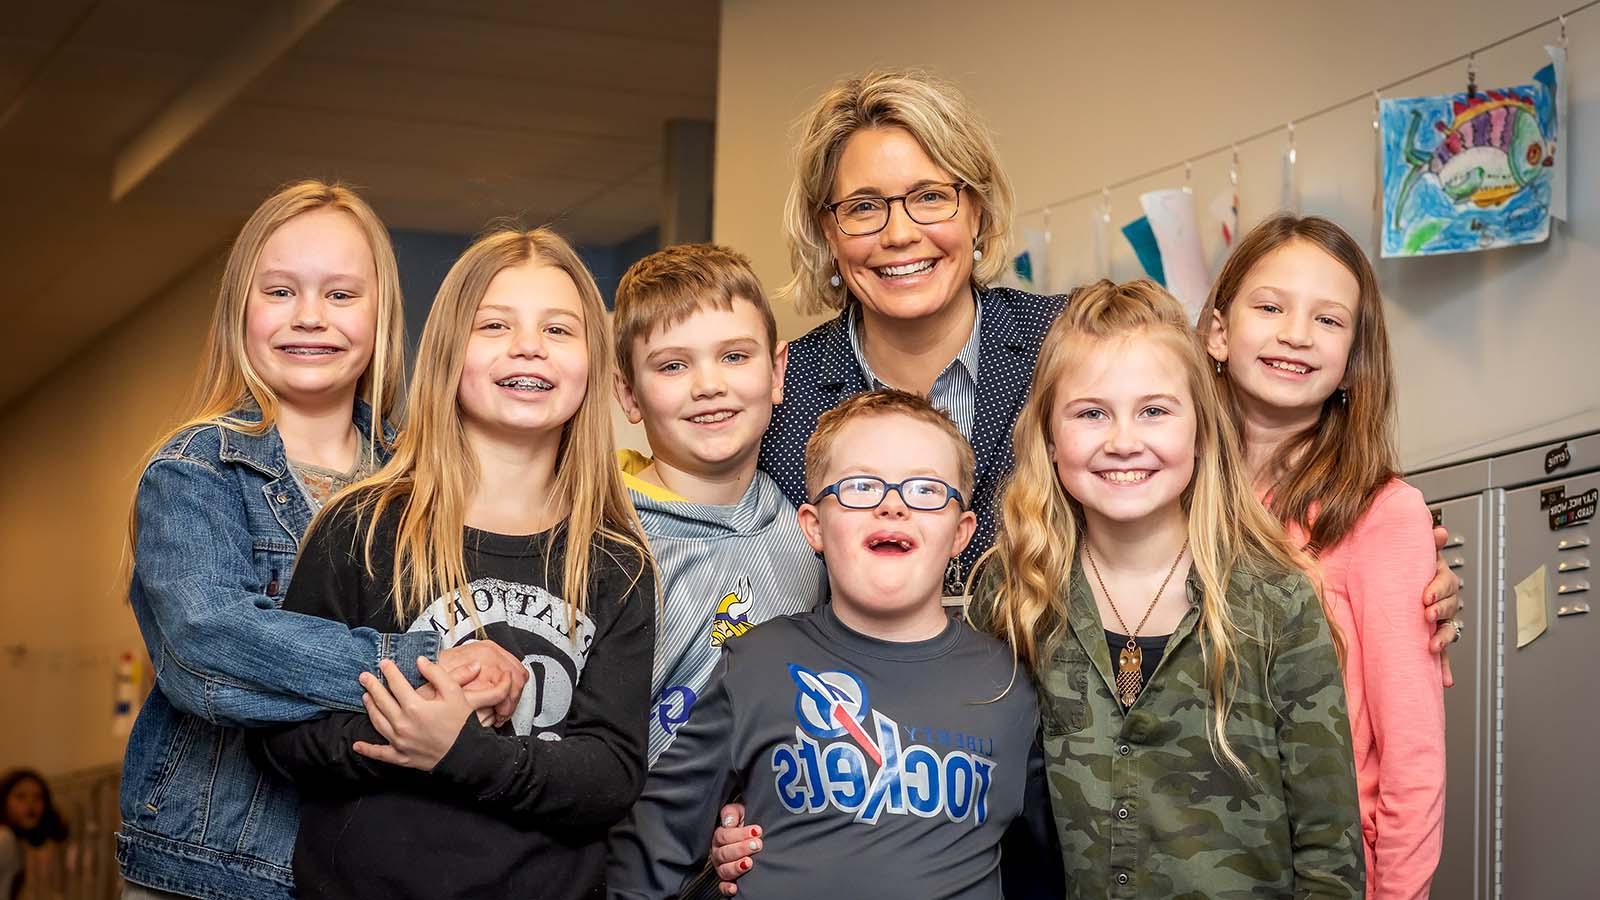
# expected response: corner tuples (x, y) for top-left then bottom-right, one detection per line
(251, 226), (655, 900)
(120, 181), (525, 900)
(976, 279), (1363, 898)
(1202, 215), (1445, 899)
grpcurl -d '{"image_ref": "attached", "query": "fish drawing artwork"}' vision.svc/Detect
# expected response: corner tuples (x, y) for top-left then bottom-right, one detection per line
(1380, 82), (1556, 257)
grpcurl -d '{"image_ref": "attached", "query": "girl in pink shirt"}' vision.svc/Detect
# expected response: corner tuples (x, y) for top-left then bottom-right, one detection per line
(1201, 214), (1445, 900)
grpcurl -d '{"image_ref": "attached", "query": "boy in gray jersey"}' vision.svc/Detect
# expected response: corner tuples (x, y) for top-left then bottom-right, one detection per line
(608, 391), (1060, 900)
(611, 244), (827, 765)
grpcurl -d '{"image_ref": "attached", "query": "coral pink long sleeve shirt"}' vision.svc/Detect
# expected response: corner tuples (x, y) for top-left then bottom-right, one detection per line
(1283, 479), (1445, 900)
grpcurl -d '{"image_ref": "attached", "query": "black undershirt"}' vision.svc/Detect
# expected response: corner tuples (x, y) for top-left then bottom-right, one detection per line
(1105, 629), (1171, 691)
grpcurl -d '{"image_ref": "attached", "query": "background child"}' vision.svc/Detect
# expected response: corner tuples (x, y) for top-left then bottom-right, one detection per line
(252, 227), (654, 900)
(978, 279), (1362, 898)
(1, 769), (69, 900)
(1203, 214), (1444, 899)
(120, 181), (523, 900)
(612, 243), (826, 764)
(608, 390), (1058, 900)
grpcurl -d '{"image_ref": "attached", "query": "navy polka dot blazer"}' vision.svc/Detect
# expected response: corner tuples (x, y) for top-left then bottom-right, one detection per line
(758, 285), (1068, 591)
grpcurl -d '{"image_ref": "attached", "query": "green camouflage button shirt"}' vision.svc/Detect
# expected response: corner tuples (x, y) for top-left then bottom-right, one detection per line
(983, 564), (1363, 899)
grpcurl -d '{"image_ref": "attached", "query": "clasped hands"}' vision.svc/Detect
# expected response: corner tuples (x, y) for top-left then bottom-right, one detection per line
(350, 641), (527, 771)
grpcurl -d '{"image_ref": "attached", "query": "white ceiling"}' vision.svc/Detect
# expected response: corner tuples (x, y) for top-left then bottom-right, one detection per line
(0, 0), (719, 408)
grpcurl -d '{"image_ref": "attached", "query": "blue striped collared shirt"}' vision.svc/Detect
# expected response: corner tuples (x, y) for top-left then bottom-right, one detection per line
(845, 297), (983, 439)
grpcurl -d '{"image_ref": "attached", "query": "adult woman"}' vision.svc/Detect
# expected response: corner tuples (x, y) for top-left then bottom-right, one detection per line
(757, 69), (1062, 593)
(719, 71), (1464, 891)
(757, 69), (1458, 639)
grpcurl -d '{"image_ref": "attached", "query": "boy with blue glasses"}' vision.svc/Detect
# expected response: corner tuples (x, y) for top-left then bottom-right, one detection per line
(608, 390), (1060, 900)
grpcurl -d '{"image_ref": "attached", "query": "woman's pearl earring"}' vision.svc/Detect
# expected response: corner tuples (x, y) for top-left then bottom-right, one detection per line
(829, 272), (842, 288)
(973, 248), (983, 262)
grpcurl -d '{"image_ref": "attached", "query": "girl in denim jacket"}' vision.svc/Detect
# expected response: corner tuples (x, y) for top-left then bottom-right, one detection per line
(252, 227), (655, 900)
(119, 182), (526, 900)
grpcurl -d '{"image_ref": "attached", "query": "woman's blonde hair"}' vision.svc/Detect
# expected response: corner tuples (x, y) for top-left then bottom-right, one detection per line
(977, 279), (1316, 773)
(342, 225), (649, 630)
(150, 179), (406, 450)
(1199, 214), (1399, 557)
(779, 68), (1014, 315)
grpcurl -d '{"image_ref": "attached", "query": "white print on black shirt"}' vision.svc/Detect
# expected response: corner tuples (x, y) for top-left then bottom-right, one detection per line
(406, 577), (596, 738)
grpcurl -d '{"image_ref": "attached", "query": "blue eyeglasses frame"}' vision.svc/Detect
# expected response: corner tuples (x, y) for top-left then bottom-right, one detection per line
(810, 475), (967, 512)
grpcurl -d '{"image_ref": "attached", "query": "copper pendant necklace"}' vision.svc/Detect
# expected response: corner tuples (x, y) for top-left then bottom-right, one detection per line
(1086, 539), (1189, 709)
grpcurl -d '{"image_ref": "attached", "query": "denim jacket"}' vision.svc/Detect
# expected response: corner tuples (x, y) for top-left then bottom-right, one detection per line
(117, 403), (440, 900)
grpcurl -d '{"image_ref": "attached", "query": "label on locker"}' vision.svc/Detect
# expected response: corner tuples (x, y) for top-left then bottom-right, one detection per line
(1541, 485), (1565, 509)
(1546, 442), (1571, 473)
(1516, 565), (1549, 648)
(1548, 487), (1598, 530)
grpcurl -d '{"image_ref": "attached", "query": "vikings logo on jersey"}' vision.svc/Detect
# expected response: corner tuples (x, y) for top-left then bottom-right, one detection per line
(769, 665), (995, 826)
(710, 582), (755, 648)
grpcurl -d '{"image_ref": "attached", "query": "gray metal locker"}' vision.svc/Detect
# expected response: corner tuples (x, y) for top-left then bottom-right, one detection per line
(1491, 434), (1599, 900)
(1409, 460), (1495, 900)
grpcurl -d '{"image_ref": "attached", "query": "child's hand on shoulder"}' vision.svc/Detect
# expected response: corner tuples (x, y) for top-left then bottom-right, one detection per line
(353, 657), (514, 771)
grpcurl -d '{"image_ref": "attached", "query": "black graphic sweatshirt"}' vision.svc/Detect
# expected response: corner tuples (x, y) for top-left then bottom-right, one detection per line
(251, 496), (655, 900)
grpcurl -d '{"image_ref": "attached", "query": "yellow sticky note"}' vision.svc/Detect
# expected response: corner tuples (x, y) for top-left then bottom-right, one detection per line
(1516, 565), (1549, 649)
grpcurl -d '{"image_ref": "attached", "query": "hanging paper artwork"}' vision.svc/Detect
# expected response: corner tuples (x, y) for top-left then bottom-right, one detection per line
(1210, 189), (1238, 248)
(1380, 81), (1556, 257)
(1140, 189), (1210, 324)
(998, 227), (1051, 292)
(1121, 216), (1165, 286)
(1011, 250), (1034, 287)
(1116, 193), (1210, 323)
(1535, 44), (1568, 221)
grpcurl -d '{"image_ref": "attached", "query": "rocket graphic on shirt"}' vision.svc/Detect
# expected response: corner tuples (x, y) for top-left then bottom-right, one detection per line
(771, 664), (995, 826)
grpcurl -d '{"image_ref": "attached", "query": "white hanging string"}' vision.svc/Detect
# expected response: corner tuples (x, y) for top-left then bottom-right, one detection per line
(1017, 0), (1596, 220)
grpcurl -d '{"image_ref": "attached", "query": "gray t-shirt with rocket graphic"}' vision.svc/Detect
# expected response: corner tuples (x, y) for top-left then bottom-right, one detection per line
(607, 602), (1060, 900)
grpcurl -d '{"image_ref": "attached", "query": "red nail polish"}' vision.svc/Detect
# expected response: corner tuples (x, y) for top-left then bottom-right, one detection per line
(749, 827), (759, 837)
(740, 860), (750, 871)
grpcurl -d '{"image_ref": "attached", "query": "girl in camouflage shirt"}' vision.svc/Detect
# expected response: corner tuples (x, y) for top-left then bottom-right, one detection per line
(975, 279), (1363, 899)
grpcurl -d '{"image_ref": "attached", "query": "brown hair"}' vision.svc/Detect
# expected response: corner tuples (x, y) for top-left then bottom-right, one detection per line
(613, 243), (777, 385)
(1199, 214), (1398, 556)
(779, 68), (1014, 315)
(802, 389), (976, 501)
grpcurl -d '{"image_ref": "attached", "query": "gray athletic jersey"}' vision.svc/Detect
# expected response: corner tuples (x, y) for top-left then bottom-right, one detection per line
(607, 603), (1059, 900)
